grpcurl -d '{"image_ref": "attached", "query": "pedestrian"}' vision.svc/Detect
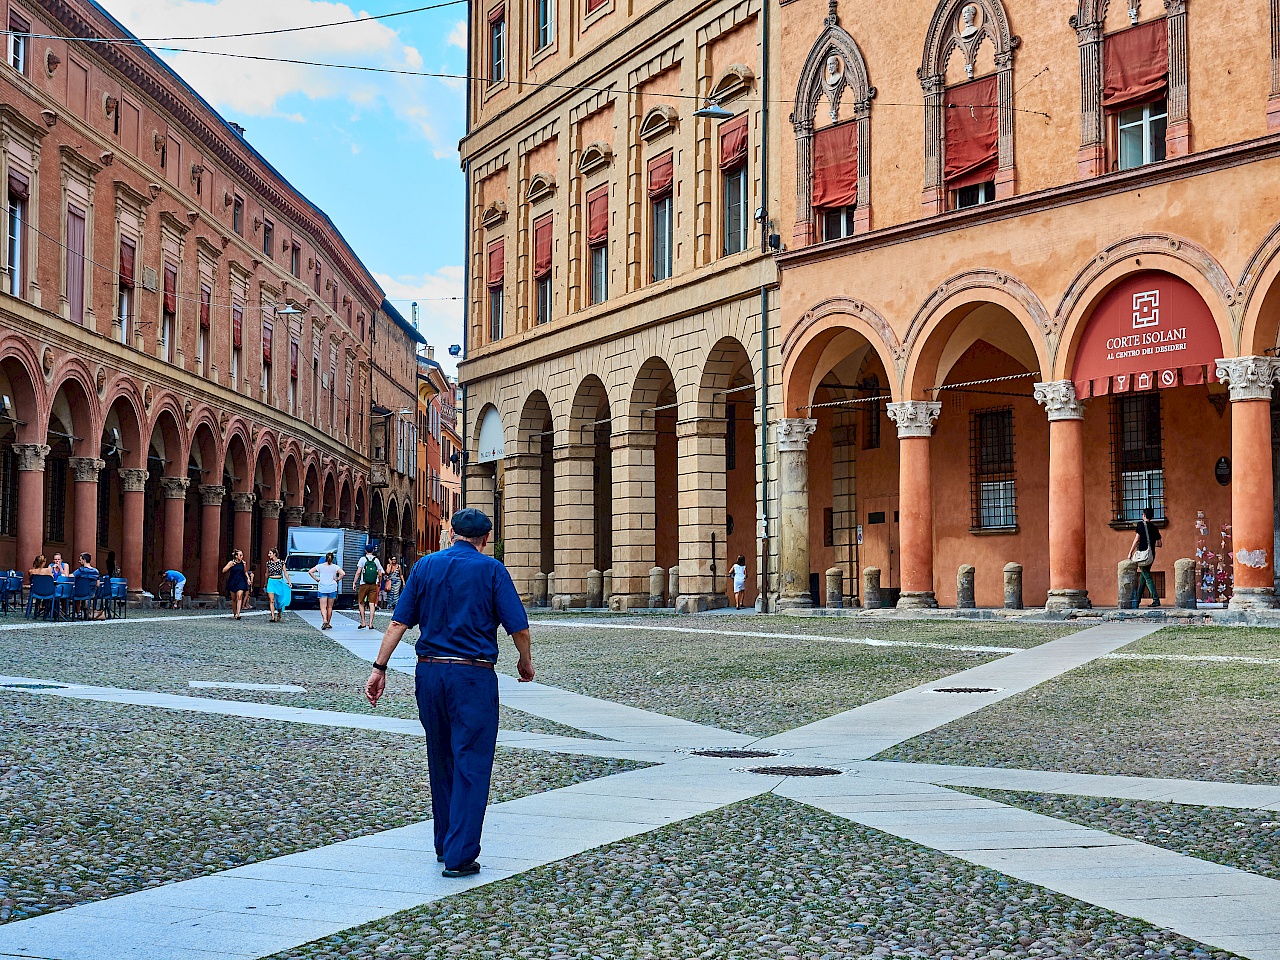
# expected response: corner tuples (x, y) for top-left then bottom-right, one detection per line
(1128, 506), (1162, 608)
(27, 555), (49, 617)
(159, 569), (186, 609)
(365, 508), (534, 879)
(264, 549), (290, 622)
(354, 543), (383, 629)
(222, 549), (250, 619)
(309, 551), (345, 630)
(386, 557), (404, 609)
(73, 553), (102, 619)
(730, 554), (748, 609)
(48, 552), (69, 578)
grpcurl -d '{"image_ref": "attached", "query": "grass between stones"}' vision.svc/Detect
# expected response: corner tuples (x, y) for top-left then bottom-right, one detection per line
(875, 633), (1280, 783)
(0, 612), (594, 740)
(0, 692), (645, 924)
(956, 789), (1280, 882)
(269, 793), (1240, 960)
(496, 619), (1041, 737)
(1121, 627), (1280, 659)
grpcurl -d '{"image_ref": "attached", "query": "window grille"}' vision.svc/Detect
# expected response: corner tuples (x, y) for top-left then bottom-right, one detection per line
(726, 403), (737, 471)
(823, 507), (834, 548)
(970, 407), (1016, 529)
(45, 458), (67, 543)
(0, 445), (16, 536)
(97, 470), (111, 546)
(1110, 392), (1164, 522)
(862, 379), (881, 450)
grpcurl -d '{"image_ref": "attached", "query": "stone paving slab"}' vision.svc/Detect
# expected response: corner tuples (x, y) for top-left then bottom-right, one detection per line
(754, 623), (1160, 758)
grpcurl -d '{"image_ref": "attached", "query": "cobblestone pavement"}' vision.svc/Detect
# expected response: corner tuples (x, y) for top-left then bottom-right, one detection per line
(0, 611), (590, 738)
(960, 789), (1280, 882)
(491, 619), (1080, 737)
(267, 794), (1238, 960)
(0, 691), (643, 924)
(876, 641), (1280, 784)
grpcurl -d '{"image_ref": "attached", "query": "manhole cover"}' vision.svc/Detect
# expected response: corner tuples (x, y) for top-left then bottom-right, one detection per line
(1, 683), (68, 690)
(747, 765), (842, 777)
(934, 686), (999, 694)
(691, 749), (779, 759)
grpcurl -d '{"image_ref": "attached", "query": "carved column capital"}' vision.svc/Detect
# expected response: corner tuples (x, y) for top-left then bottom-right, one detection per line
(199, 483), (226, 506)
(775, 418), (818, 453)
(259, 499), (283, 520)
(886, 401), (941, 438)
(119, 467), (148, 493)
(282, 505), (306, 525)
(322, 517), (342, 528)
(230, 491), (256, 513)
(159, 476), (190, 499)
(68, 457), (105, 483)
(1215, 357), (1280, 402)
(1034, 380), (1086, 421)
(304, 511), (325, 527)
(12, 443), (50, 472)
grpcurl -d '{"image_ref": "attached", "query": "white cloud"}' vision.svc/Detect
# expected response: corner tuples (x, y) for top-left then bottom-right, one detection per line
(108, 0), (452, 146)
(447, 20), (467, 49)
(374, 267), (464, 375)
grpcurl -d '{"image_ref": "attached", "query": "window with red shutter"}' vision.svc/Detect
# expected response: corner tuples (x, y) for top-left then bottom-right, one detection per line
(263, 321), (273, 365)
(487, 240), (505, 288)
(533, 216), (553, 280)
(290, 339), (299, 380)
(199, 284), (211, 328)
(1103, 19), (1168, 110)
(232, 305), (243, 348)
(943, 75), (999, 191)
(162, 265), (177, 315)
(118, 239), (135, 289)
(718, 116), (748, 171)
(647, 152), (673, 198)
(586, 186), (608, 246)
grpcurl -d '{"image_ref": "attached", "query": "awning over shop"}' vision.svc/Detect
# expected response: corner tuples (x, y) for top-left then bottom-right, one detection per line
(1071, 271), (1224, 399)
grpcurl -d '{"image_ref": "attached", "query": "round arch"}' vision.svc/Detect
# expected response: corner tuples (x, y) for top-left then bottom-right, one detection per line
(627, 357), (678, 432)
(782, 300), (903, 415)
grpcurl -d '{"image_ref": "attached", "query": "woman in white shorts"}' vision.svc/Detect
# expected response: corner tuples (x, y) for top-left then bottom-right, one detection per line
(308, 551), (345, 630)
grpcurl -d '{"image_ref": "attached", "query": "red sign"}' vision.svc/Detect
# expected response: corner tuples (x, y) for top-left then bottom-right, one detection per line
(1071, 271), (1223, 398)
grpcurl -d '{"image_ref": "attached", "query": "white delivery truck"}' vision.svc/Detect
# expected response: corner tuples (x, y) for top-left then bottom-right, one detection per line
(285, 527), (370, 608)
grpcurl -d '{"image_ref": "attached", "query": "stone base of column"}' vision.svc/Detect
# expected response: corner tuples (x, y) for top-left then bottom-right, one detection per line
(1045, 589), (1091, 611)
(1228, 586), (1280, 611)
(551, 593), (585, 610)
(896, 591), (938, 610)
(676, 593), (729, 614)
(609, 593), (651, 611)
(774, 592), (813, 612)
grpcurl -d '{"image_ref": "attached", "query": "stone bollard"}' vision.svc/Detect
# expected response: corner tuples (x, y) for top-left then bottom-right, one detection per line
(957, 564), (976, 609)
(532, 572), (548, 608)
(1117, 560), (1139, 610)
(649, 566), (665, 608)
(1175, 558), (1196, 608)
(603, 569), (613, 606)
(668, 566), (680, 608)
(825, 568), (843, 609)
(586, 569), (604, 608)
(862, 566), (882, 609)
(547, 572), (556, 604)
(1003, 563), (1023, 610)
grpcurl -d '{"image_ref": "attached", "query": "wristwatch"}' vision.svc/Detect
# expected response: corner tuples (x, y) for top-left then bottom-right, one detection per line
(372, 661), (388, 672)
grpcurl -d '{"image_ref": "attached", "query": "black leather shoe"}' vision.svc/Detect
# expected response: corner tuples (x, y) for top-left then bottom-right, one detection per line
(436, 854), (444, 863)
(442, 861), (480, 878)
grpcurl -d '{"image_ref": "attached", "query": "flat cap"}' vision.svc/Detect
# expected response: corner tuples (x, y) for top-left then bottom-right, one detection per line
(451, 507), (493, 538)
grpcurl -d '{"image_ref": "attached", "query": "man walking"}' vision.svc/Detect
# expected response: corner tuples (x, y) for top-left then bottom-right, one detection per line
(354, 543), (383, 629)
(365, 508), (533, 878)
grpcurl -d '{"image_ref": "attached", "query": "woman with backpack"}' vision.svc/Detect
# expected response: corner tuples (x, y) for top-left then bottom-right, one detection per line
(1128, 506), (1163, 608)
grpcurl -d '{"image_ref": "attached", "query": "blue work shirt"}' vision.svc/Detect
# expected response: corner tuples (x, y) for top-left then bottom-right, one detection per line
(72, 565), (99, 581)
(164, 570), (185, 583)
(392, 541), (529, 662)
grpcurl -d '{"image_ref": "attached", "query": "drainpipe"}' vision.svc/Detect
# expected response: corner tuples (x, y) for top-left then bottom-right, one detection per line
(757, 0), (772, 612)
(460, 9), (474, 507)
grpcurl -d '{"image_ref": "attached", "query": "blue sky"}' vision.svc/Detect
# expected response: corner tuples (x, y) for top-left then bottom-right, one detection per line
(106, 0), (468, 373)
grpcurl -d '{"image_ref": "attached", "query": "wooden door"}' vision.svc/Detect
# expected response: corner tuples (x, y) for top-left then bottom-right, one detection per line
(860, 495), (900, 597)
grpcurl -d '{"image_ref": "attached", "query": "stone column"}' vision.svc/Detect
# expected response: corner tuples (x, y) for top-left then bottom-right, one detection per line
(322, 517), (342, 528)
(304, 511), (325, 528)
(675, 418), (730, 613)
(610, 430), (657, 609)
(1216, 357), (1280, 609)
(283, 505), (305, 528)
(198, 484), (225, 596)
(552, 443), (594, 607)
(776, 418), (818, 610)
(1035, 381), (1090, 610)
(465, 464), (497, 556)
(159, 477), (190, 575)
(259, 500), (283, 567)
(68, 457), (105, 563)
(887, 401), (941, 608)
(502, 452), (542, 602)
(12, 443), (48, 571)
(230, 493), (255, 566)
(119, 468), (147, 591)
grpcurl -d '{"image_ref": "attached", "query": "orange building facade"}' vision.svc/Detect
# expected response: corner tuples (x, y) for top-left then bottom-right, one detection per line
(775, 0), (1280, 610)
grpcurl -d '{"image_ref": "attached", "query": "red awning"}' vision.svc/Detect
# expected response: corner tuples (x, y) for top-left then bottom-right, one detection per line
(290, 339), (299, 380)
(586, 0), (606, 11)
(487, 240), (505, 288)
(7, 169), (28, 201)
(232, 305), (243, 348)
(533, 216), (553, 280)
(263, 321), (273, 365)
(647, 152), (673, 199)
(1103, 19), (1168, 110)
(719, 115), (748, 171)
(587, 186), (608, 245)
(811, 121), (857, 209)
(119, 239), (135, 289)
(199, 284), (210, 328)
(487, 4), (504, 23)
(162, 265), (177, 314)
(944, 75), (999, 189)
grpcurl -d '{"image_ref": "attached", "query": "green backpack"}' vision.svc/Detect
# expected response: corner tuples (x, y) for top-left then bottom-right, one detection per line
(361, 557), (380, 584)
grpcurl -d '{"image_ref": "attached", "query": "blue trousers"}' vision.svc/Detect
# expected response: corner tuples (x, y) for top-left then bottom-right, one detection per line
(414, 662), (499, 869)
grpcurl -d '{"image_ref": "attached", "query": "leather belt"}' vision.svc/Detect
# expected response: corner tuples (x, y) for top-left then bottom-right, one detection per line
(418, 655), (495, 669)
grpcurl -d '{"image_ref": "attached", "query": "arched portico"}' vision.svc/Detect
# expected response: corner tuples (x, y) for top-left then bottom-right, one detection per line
(503, 393), (551, 602)
(552, 376), (611, 608)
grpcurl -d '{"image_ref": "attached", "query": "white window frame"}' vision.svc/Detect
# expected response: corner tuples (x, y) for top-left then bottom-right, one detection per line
(489, 285), (504, 340)
(8, 20), (27, 74)
(822, 205), (857, 241)
(535, 275), (551, 325)
(723, 165), (747, 256)
(490, 16), (506, 83)
(651, 194), (672, 282)
(589, 243), (607, 304)
(116, 284), (131, 344)
(954, 180), (994, 209)
(1118, 98), (1168, 171)
(198, 326), (208, 375)
(7, 192), (24, 297)
(535, 0), (554, 50)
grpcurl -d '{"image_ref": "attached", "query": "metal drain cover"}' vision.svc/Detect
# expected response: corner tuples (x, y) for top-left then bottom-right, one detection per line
(692, 749), (779, 759)
(747, 765), (842, 777)
(934, 686), (999, 694)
